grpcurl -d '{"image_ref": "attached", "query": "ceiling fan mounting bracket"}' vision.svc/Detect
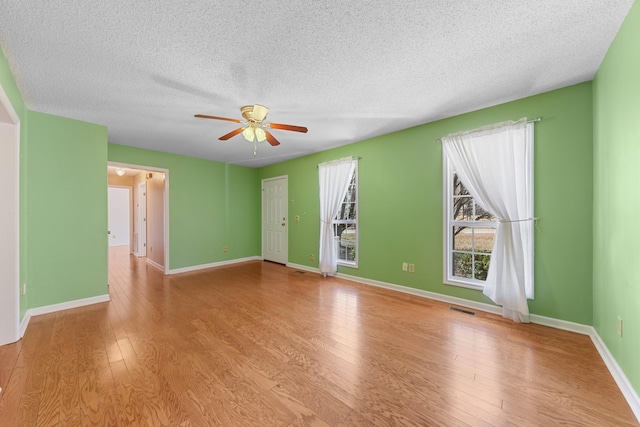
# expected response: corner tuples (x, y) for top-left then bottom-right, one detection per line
(241, 104), (269, 123)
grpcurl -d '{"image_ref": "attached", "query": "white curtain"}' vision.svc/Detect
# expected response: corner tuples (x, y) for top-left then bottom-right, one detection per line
(442, 118), (533, 322)
(318, 157), (356, 276)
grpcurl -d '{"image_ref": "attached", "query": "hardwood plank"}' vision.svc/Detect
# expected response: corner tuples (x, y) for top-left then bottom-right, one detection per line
(0, 245), (636, 426)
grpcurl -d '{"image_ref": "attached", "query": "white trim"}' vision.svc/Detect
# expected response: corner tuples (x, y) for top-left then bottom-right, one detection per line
(336, 271), (599, 336)
(0, 82), (20, 124)
(338, 271), (504, 316)
(19, 312), (29, 338)
(168, 256), (260, 275)
(528, 313), (594, 335)
(590, 329), (640, 422)
(286, 262), (321, 274)
(108, 162), (170, 274)
(146, 257), (165, 272)
(0, 80), (21, 346)
(135, 181), (147, 257)
(107, 183), (134, 253)
(335, 160), (359, 268)
(20, 294), (111, 337)
(285, 263), (640, 422)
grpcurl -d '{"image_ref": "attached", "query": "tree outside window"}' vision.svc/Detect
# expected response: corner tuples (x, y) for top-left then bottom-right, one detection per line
(333, 169), (357, 265)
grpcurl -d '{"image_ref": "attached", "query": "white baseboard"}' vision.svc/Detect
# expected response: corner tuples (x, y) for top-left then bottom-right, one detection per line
(590, 329), (640, 421)
(286, 264), (640, 422)
(19, 312), (29, 338)
(528, 313), (594, 335)
(338, 271), (505, 317)
(20, 294), (110, 337)
(286, 262), (321, 274)
(169, 256), (260, 275)
(145, 258), (164, 272)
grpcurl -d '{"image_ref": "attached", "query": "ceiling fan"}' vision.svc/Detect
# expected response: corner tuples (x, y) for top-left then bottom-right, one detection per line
(195, 104), (308, 155)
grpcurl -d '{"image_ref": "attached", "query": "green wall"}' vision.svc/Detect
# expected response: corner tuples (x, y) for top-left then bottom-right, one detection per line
(260, 82), (594, 324)
(593, 0), (640, 396)
(26, 111), (108, 308)
(108, 144), (261, 270)
(3, 48), (107, 317)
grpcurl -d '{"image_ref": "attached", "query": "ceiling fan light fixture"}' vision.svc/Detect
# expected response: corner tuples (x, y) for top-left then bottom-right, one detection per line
(242, 126), (255, 142)
(255, 127), (266, 142)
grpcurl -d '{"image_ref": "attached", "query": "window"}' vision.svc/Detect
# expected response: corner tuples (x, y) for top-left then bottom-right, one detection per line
(443, 121), (534, 296)
(444, 167), (497, 289)
(333, 164), (358, 267)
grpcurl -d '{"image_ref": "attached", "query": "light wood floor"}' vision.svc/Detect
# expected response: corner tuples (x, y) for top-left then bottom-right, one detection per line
(0, 246), (637, 426)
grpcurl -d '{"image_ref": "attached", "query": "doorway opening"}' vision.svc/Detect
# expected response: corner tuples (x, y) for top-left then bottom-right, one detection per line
(107, 163), (170, 275)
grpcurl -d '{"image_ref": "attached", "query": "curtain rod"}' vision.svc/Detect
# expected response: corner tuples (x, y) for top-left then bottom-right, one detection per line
(435, 117), (542, 143)
(317, 156), (361, 168)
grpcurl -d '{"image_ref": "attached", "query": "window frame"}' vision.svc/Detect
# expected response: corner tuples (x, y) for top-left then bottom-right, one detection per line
(333, 162), (358, 268)
(443, 159), (498, 290)
(442, 122), (535, 295)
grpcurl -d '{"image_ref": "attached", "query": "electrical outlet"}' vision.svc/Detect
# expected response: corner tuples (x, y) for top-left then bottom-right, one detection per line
(224, 246), (228, 253)
(617, 316), (623, 337)
(402, 262), (408, 271)
(408, 263), (415, 273)
(310, 254), (315, 261)
(21, 283), (26, 297)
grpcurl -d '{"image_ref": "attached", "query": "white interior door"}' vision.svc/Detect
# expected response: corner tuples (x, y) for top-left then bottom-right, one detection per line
(262, 176), (288, 264)
(108, 187), (131, 247)
(0, 85), (20, 346)
(137, 182), (146, 257)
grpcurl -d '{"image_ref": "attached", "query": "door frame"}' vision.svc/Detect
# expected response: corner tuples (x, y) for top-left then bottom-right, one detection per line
(0, 80), (20, 345)
(107, 162), (170, 274)
(136, 181), (147, 257)
(261, 175), (288, 263)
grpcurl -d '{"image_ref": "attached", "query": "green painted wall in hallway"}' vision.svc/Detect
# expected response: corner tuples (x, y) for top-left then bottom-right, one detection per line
(108, 144), (261, 270)
(260, 82), (594, 324)
(593, 0), (640, 398)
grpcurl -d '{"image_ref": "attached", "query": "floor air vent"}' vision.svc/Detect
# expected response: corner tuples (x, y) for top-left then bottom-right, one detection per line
(449, 306), (476, 316)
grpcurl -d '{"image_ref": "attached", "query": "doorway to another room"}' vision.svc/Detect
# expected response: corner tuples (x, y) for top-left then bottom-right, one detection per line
(107, 164), (169, 274)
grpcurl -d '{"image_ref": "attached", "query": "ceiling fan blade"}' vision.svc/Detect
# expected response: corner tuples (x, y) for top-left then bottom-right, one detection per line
(195, 114), (242, 123)
(264, 130), (281, 146)
(268, 123), (308, 133)
(252, 104), (269, 122)
(219, 127), (245, 140)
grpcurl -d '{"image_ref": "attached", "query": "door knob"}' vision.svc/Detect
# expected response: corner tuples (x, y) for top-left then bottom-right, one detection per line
(281, 222), (286, 226)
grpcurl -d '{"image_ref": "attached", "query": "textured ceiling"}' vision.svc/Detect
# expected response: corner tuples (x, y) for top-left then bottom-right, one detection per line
(0, 1), (634, 167)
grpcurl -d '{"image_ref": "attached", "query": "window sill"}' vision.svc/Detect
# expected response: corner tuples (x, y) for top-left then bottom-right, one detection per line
(444, 279), (484, 292)
(338, 261), (358, 269)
